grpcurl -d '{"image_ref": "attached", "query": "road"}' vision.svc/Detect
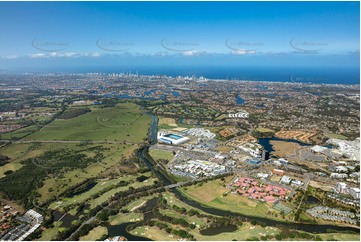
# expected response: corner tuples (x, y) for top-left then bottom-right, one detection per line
(293, 174), (311, 222)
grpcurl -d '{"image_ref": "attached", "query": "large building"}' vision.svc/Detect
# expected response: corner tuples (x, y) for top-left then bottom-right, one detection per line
(157, 131), (189, 145)
(272, 169), (285, 176)
(349, 188), (360, 199)
(336, 182), (348, 194)
(280, 175), (291, 185)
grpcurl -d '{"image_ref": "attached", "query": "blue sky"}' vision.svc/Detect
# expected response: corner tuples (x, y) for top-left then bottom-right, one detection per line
(0, 1), (359, 72)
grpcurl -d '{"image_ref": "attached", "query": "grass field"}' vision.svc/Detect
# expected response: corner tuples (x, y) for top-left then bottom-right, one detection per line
(89, 177), (158, 209)
(326, 133), (349, 140)
(255, 127), (275, 133)
(193, 223), (280, 241)
(159, 209), (208, 228)
(269, 140), (300, 157)
(149, 149), (174, 162)
(109, 212), (143, 225)
(79, 226), (108, 241)
(158, 117), (177, 127)
(0, 125), (39, 140)
(318, 232), (360, 241)
(24, 103), (151, 142)
(0, 143), (46, 178)
(122, 194), (157, 211)
(131, 226), (180, 241)
(180, 179), (229, 203)
(162, 192), (212, 216)
(37, 221), (63, 241)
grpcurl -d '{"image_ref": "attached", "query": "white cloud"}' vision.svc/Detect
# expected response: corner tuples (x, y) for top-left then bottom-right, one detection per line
(0, 55), (18, 59)
(231, 49), (257, 55)
(28, 53), (48, 58)
(27, 52), (104, 58)
(182, 50), (198, 56)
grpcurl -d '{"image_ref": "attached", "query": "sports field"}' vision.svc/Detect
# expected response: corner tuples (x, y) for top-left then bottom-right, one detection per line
(273, 202), (293, 214)
(149, 149), (174, 162)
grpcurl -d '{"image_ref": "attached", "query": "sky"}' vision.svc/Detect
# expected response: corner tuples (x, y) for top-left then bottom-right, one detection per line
(0, 1), (359, 73)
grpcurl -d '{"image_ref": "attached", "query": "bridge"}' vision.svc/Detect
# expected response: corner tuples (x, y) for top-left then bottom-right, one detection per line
(164, 182), (187, 189)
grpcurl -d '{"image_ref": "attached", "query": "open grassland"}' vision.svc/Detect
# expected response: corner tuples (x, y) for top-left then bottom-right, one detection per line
(0, 102), (152, 210)
(269, 140), (301, 157)
(149, 149), (174, 162)
(79, 226), (108, 241)
(0, 143), (76, 178)
(24, 103), (151, 142)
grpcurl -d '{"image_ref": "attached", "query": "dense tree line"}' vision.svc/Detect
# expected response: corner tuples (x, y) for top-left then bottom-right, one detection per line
(62, 179), (97, 198)
(0, 154), (10, 166)
(57, 107), (91, 119)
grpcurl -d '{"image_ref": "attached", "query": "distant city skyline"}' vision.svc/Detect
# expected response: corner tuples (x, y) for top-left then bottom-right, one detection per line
(0, 1), (359, 72)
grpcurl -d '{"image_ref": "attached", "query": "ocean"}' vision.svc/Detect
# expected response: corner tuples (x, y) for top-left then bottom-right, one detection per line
(12, 66), (359, 85)
(86, 66), (360, 85)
